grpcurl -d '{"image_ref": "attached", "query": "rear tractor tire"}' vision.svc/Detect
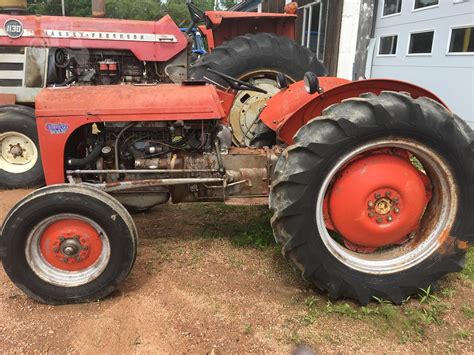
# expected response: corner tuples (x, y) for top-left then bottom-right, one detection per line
(0, 105), (44, 189)
(0, 185), (138, 304)
(271, 91), (474, 305)
(190, 33), (327, 147)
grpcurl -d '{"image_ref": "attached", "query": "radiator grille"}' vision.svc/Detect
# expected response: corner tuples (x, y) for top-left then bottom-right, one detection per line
(0, 46), (25, 87)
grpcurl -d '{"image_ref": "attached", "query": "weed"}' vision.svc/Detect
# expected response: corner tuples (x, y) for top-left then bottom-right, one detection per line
(243, 324), (253, 334)
(325, 301), (360, 319)
(418, 303), (447, 325)
(440, 287), (455, 299)
(289, 330), (302, 345)
(303, 296), (319, 324)
(461, 304), (474, 319)
(304, 296), (319, 308)
(454, 329), (472, 340)
(461, 248), (474, 280)
(400, 309), (425, 343)
(418, 285), (441, 304)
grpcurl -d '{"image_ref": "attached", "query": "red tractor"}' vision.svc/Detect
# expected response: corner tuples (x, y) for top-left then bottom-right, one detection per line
(1, 72), (473, 306)
(0, 2), (473, 306)
(0, 0), (324, 188)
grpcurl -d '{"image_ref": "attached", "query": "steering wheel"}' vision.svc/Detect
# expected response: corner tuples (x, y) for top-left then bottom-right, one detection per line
(186, 1), (205, 34)
(207, 69), (269, 94)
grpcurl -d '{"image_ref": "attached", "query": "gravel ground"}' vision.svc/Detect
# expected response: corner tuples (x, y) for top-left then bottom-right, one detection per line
(0, 189), (472, 354)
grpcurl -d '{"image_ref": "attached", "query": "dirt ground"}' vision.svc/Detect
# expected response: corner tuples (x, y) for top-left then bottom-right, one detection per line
(0, 189), (473, 354)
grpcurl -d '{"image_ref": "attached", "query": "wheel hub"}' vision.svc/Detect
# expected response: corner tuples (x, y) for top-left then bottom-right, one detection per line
(39, 219), (103, 271)
(229, 78), (281, 146)
(327, 153), (431, 250)
(0, 132), (38, 173)
(9, 143), (24, 158)
(373, 197), (392, 215)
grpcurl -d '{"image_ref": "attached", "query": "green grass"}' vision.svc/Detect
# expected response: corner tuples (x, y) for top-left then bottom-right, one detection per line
(243, 324), (253, 334)
(461, 304), (474, 319)
(298, 288), (455, 344)
(199, 205), (275, 248)
(461, 248), (474, 280)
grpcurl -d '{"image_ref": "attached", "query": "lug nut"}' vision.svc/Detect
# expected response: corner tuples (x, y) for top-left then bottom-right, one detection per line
(63, 258), (69, 263)
(368, 201), (375, 208)
(376, 217), (383, 224)
(387, 216), (393, 222)
(385, 191), (392, 197)
(53, 248), (59, 253)
(59, 236), (65, 242)
(375, 193), (381, 199)
(73, 235), (80, 241)
(368, 212), (375, 218)
(394, 208), (400, 214)
(393, 197), (399, 203)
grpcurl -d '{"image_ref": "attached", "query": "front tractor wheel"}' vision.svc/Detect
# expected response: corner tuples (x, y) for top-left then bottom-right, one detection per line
(271, 92), (474, 304)
(0, 106), (44, 189)
(0, 185), (138, 304)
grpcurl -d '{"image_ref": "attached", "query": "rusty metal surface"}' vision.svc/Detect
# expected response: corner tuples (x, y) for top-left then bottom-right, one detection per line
(67, 169), (218, 175)
(86, 178), (224, 193)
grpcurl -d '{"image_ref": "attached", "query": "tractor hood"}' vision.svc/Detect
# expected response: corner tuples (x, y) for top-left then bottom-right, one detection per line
(35, 84), (231, 121)
(0, 14), (187, 62)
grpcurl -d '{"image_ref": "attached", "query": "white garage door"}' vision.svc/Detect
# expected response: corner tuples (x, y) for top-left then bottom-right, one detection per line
(368, 0), (474, 126)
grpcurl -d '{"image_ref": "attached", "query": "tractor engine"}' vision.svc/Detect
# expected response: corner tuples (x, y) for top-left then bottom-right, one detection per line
(64, 120), (276, 209)
(49, 48), (150, 86)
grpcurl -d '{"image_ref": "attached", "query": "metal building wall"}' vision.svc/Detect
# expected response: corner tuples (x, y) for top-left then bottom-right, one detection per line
(368, 0), (474, 126)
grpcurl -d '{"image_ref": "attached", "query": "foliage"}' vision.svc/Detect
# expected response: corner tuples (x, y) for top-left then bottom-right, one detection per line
(26, 0), (238, 23)
(461, 248), (474, 280)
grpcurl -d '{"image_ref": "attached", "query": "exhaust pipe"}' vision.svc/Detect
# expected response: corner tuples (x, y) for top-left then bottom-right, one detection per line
(92, 0), (106, 17)
(0, 0), (27, 12)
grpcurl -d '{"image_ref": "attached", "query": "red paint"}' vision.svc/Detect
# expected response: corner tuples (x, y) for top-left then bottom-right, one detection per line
(260, 78), (449, 144)
(327, 153), (431, 248)
(35, 84), (235, 185)
(39, 218), (103, 272)
(202, 11), (296, 50)
(0, 14), (187, 62)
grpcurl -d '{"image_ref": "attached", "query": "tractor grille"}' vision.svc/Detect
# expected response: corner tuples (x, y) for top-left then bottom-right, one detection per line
(0, 46), (25, 87)
(0, 46), (48, 104)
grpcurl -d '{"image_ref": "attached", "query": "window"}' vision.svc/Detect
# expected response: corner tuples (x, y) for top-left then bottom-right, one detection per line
(379, 35), (398, 55)
(383, 0), (402, 17)
(449, 26), (474, 53)
(414, 0), (438, 10)
(408, 31), (434, 54)
(300, 1), (329, 62)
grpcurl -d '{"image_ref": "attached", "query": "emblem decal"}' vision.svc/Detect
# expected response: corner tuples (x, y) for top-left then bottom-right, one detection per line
(46, 123), (70, 135)
(4, 19), (24, 39)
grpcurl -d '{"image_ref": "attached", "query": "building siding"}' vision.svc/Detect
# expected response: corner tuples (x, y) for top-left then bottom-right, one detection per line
(369, 0), (474, 126)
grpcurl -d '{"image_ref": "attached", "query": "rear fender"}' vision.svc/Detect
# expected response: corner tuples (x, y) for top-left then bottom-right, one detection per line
(201, 11), (296, 50)
(259, 78), (449, 145)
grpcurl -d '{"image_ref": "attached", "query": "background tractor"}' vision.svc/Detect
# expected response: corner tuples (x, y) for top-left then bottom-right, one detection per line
(0, 0), (325, 188)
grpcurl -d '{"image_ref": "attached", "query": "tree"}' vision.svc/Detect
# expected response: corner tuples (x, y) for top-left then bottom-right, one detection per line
(27, 0), (219, 22)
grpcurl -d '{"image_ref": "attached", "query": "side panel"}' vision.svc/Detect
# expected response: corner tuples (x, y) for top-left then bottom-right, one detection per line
(260, 78), (449, 144)
(0, 15), (187, 62)
(35, 84), (234, 185)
